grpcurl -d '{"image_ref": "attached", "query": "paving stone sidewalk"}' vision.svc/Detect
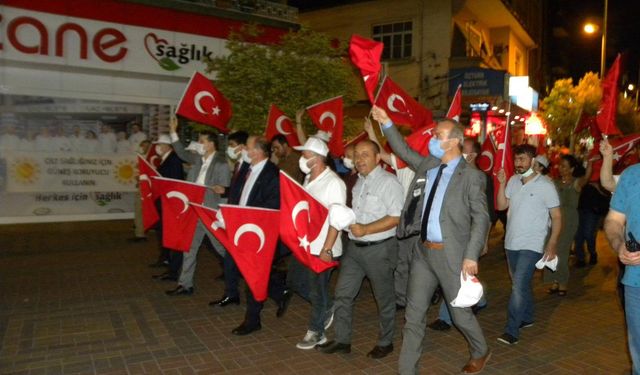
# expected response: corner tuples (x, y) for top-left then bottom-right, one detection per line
(0, 220), (632, 374)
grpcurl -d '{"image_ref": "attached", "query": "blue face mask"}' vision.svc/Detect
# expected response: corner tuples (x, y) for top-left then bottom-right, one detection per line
(428, 137), (446, 159)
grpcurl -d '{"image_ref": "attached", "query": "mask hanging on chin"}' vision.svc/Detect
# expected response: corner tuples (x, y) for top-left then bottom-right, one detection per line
(194, 143), (206, 156)
(519, 166), (535, 178)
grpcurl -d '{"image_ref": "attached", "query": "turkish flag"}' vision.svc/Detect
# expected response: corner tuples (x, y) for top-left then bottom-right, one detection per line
(575, 112), (601, 140)
(153, 177), (206, 252)
(146, 144), (161, 168)
(349, 34), (383, 103)
(596, 54), (622, 136)
(447, 84), (462, 121)
(492, 125), (514, 206)
(189, 203), (233, 250)
(588, 134), (640, 180)
(219, 204), (280, 302)
(137, 155), (160, 231)
(343, 131), (368, 149)
(375, 76), (433, 129)
(306, 96), (345, 156)
(279, 172), (339, 273)
(175, 71), (232, 132)
(476, 136), (496, 174)
(265, 104), (300, 147)
(391, 124), (435, 169)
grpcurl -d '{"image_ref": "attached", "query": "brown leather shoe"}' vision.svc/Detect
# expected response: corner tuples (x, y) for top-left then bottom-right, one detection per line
(461, 350), (491, 374)
(366, 343), (393, 359)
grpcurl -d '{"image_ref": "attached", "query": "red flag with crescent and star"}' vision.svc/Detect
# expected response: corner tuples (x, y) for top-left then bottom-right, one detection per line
(447, 84), (462, 121)
(217, 204), (280, 302)
(390, 124), (435, 169)
(306, 96), (345, 156)
(152, 177), (206, 252)
(189, 203), (233, 250)
(279, 172), (339, 273)
(492, 124), (514, 206)
(588, 133), (640, 180)
(175, 71), (232, 132)
(348, 34), (384, 104)
(137, 154), (160, 231)
(596, 54), (622, 136)
(375, 76), (433, 129)
(265, 104), (301, 146)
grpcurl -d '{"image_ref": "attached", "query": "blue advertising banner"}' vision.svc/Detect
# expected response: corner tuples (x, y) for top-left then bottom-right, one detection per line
(449, 68), (507, 97)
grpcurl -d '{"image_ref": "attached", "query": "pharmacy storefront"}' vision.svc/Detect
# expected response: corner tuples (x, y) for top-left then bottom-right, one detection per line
(0, 0), (289, 223)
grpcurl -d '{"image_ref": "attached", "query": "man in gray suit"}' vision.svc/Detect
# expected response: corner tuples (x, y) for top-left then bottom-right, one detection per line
(165, 116), (231, 296)
(372, 106), (491, 375)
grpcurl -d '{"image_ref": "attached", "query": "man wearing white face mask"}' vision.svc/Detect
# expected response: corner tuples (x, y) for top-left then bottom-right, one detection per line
(292, 137), (346, 350)
(165, 116), (231, 296)
(496, 144), (561, 345)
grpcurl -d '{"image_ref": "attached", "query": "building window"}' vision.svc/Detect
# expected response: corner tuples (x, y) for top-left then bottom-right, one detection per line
(372, 21), (412, 60)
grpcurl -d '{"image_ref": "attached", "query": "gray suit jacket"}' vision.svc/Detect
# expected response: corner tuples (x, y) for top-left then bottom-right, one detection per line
(172, 140), (230, 209)
(383, 125), (490, 270)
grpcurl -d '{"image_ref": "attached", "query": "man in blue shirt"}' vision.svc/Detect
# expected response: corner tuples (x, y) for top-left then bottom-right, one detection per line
(605, 164), (640, 375)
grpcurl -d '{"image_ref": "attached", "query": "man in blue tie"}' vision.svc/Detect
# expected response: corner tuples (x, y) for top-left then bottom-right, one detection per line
(372, 106), (491, 375)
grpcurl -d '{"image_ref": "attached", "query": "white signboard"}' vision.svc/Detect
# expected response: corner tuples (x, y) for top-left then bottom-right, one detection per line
(5, 151), (137, 193)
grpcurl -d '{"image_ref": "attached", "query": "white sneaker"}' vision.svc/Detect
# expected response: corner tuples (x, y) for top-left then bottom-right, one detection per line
(324, 307), (335, 330)
(296, 330), (327, 350)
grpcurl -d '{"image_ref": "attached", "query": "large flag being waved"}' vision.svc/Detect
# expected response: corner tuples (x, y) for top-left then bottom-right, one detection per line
(375, 76), (433, 129)
(279, 172), (339, 273)
(220, 204), (280, 302)
(447, 84), (462, 121)
(137, 155), (160, 231)
(153, 177), (206, 252)
(391, 124), (435, 169)
(575, 111), (601, 140)
(476, 135), (496, 174)
(588, 133), (640, 180)
(175, 71), (232, 132)
(306, 96), (345, 156)
(145, 143), (161, 168)
(349, 34), (384, 103)
(596, 54), (622, 136)
(265, 104), (300, 147)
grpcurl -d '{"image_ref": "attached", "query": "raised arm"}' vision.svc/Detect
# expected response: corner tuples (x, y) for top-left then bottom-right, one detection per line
(599, 139), (616, 192)
(372, 106), (425, 170)
(364, 116), (392, 166)
(295, 108), (307, 145)
(169, 115), (197, 165)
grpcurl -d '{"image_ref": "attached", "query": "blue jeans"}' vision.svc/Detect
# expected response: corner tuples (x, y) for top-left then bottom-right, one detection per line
(438, 295), (487, 325)
(574, 210), (601, 263)
(505, 249), (543, 338)
(309, 268), (333, 334)
(626, 285), (640, 375)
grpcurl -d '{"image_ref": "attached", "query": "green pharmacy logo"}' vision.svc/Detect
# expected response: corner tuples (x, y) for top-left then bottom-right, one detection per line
(144, 33), (215, 71)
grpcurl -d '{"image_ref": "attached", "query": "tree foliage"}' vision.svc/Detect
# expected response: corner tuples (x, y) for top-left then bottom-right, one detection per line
(542, 71), (640, 144)
(204, 25), (359, 136)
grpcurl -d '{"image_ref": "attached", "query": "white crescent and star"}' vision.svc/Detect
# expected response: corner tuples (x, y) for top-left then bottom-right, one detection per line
(387, 94), (406, 113)
(479, 151), (494, 172)
(234, 223), (266, 253)
(166, 191), (189, 214)
(319, 111), (337, 129)
(291, 201), (310, 231)
(194, 91), (220, 116)
(139, 174), (152, 197)
(275, 115), (292, 135)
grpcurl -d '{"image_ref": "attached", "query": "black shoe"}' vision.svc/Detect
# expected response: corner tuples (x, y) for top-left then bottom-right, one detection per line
(396, 304), (406, 311)
(497, 333), (519, 345)
(148, 260), (168, 268)
(152, 272), (177, 281)
(231, 321), (261, 336)
(317, 340), (351, 354)
(165, 286), (193, 296)
(519, 321), (534, 329)
(209, 296), (240, 307)
(427, 319), (452, 331)
(276, 289), (293, 318)
(472, 303), (487, 315)
(589, 257), (598, 265)
(575, 260), (586, 268)
(128, 237), (147, 243)
(367, 344), (393, 359)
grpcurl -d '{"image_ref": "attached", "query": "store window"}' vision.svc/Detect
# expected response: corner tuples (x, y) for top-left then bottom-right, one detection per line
(372, 21), (413, 60)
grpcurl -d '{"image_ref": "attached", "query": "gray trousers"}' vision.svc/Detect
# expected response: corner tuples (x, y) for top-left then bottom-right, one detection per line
(333, 237), (398, 346)
(399, 243), (488, 375)
(178, 222), (221, 289)
(395, 235), (418, 306)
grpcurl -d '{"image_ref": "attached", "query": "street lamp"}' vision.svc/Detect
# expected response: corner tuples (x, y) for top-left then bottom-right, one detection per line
(582, 0), (608, 78)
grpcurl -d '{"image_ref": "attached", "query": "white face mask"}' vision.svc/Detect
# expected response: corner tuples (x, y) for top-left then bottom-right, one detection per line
(462, 153), (469, 160)
(298, 156), (316, 174)
(241, 149), (252, 164)
(227, 145), (240, 160)
(194, 143), (206, 156)
(519, 167), (535, 178)
(154, 145), (164, 156)
(343, 157), (354, 170)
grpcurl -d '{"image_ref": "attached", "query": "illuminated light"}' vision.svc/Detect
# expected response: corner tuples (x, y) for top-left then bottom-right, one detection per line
(525, 112), (547, 135)
(491, 106), (498, 111)
(498, 109), (505, 114)
(505, 112), (511, 116)
(583, 23), (598, 34)
(514, 115), (520, 120)
(511, 121), (515, 125)
(629, 84), (635, 91)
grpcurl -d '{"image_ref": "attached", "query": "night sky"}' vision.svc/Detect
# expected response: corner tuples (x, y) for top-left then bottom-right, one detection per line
(290, 0), (640, 87)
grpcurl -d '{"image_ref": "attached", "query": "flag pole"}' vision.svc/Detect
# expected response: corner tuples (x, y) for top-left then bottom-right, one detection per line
(501, 100), (512, 169)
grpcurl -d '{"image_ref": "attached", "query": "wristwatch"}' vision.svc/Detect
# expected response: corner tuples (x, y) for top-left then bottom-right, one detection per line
(323, 248), (333, 257)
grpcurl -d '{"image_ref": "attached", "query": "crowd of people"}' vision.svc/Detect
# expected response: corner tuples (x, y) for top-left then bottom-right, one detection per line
(133, 108), (639, 375)
(0, 123), (148, 154)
